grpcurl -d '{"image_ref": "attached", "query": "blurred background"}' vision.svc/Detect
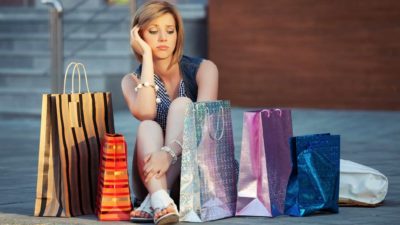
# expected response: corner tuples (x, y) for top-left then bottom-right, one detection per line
(0, 2), (399, 223)
(0, 0), (399, 118)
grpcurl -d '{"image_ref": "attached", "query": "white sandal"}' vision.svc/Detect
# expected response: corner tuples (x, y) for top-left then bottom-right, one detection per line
(151, 189), (179, 225)
(130, 194), (154, 223)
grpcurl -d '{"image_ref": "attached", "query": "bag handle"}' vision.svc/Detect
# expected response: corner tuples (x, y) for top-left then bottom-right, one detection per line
(261, 108), (282, 117)
(63, 62), (91, 94)
(205, 105), (225, 141)
(274, 108), (282, 116)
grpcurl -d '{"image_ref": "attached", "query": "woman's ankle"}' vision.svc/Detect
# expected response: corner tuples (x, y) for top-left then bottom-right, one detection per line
(151, 189), (174, 210)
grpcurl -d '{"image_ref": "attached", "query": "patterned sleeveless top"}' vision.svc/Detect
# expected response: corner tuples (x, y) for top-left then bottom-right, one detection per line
(134, 55), (203, 131)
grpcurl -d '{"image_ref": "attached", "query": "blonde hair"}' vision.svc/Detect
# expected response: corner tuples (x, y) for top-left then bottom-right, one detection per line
(131, 1), (184, 68)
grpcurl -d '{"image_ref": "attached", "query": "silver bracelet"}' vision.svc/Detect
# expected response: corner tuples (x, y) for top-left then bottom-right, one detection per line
(134, 82), (159, 92)
(170, 139), (183, 150)
(160, 146), (177, 165)
(134, 82), (161, 104)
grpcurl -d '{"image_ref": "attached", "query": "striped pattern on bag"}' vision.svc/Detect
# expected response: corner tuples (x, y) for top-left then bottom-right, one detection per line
(96, 133), (132, 221)
(34, 92), (114, 217)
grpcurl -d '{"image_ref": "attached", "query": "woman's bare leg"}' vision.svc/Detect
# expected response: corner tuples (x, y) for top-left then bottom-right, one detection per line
(132, 120), (165, 218)
(156, 97), (192, 218)
(136, 120), (167, 192)
(165, 97), (192, 188)
(133, 97), (192, 219)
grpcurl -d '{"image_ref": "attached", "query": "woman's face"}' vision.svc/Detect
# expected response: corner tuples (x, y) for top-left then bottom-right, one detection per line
(141, 13), (177, 61)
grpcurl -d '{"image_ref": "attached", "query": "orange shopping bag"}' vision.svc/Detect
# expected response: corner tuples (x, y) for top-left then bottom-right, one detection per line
(96, 133), (132, 221)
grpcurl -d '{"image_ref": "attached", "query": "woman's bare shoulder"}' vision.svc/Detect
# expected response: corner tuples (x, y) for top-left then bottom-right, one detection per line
(197, 59), (218, 80)
(200, 59), (217, 68)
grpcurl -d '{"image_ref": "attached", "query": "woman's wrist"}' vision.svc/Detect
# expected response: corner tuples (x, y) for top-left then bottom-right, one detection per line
(142, 51), (153, 60)
(169, 140), (182, 156)
(141, 52), (155, 84)
(160, 146), (177, 165)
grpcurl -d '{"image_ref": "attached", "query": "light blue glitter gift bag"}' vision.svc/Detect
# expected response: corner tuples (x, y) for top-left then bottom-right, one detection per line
(179, 100), (238, 222)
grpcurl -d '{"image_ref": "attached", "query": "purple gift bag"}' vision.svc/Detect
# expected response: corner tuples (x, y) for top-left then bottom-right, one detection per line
(236, 109), (293, 217)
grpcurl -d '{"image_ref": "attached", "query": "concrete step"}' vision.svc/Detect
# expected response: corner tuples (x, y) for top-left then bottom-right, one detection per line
(0, 3), (206, 117)
(0, 33), (129, 52)
(0, 50), (134, 73)
(0, 87), (47, 116)
(0, 8), (130, 22)
(6, 0), (107, 10)
(0, 66), (134, 115)
(0, 8), (130, 33)
(0, 65), (138, 89)
(0, 4), (205, 34)
(0, 68), (48, 89)
(0, 19), (130, 34)
(0, 4), (205, 20)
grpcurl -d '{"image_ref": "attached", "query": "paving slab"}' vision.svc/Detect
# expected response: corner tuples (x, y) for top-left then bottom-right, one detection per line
(0, 108), (399, 225)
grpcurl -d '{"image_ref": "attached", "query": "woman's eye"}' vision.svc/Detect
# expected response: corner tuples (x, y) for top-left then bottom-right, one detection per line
(167, 30), (175, 34)
(149, 30), (158, 34)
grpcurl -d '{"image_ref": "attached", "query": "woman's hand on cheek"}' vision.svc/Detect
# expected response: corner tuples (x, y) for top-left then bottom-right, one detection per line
(143, 151), (172, 183)
(130, 25), (151, 56)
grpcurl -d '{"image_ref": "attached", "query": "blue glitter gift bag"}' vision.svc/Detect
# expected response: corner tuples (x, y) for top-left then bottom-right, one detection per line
(285, 133), (340, 216)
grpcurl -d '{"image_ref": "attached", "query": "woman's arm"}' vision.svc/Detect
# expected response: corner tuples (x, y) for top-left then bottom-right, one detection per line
(121, 73), (138, 116)
(196, 59), (219, 101)
(121, 26), (158, 120)
(121, 56), (157, 120)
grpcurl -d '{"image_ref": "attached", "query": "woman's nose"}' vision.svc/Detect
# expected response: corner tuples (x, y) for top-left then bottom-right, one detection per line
(158, 31), (167, 42)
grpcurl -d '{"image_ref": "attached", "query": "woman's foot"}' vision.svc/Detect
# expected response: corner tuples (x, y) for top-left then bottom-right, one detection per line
(151, 189), (179, 225)
(130, 210), (152, 220)
(154, 203), (178, 220)
(130, 194), (154, 222)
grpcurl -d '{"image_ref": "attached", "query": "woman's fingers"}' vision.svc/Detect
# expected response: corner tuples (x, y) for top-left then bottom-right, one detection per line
(132, 26), (141, 41)
(144, 154), (151, 163)
(155, 170), (162, 179)
(143, 163), (152, 175)
(130, 26), (143, 54)
(142, 151), (169, 182)
(144, 171), (152, 182)
(155, 168), (166, 178)
(145, 170), (156, 183)
(130, 25), (151, 56)
(130, 26), (138, 38)
(145, 167), (164, 182)
(143, 164), (153, 181)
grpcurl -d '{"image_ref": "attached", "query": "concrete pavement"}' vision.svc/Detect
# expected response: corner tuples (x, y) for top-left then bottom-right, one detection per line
(0, 108), (399, 225)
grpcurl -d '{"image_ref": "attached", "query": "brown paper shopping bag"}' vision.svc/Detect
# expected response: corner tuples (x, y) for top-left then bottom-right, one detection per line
(34, 62), (115, 217)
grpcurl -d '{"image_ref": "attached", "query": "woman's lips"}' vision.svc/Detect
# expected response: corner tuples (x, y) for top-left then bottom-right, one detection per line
(157, 45), (169, 50)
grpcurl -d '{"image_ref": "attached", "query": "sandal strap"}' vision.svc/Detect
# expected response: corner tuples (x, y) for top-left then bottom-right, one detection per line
(150, 189), (174, 211)
(135, 194), (153, 215)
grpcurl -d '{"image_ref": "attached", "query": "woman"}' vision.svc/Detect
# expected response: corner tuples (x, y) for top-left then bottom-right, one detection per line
(121, 1), (218, 224)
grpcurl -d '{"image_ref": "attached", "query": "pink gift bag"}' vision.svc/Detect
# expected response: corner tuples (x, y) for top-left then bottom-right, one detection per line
(236, 109), (293, 217)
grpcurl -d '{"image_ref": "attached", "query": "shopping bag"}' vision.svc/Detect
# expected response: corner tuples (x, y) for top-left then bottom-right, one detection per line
(179, 100), (238, 222)
(96, 133), (132, 221)
(285, 133), (340, 216)
(236, 109), (292, 217)
(339, 159), (388, 206)
(34, 62), (115, 217)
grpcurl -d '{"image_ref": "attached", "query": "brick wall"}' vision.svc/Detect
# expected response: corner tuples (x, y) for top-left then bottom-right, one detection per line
(209, 0), (400, 110)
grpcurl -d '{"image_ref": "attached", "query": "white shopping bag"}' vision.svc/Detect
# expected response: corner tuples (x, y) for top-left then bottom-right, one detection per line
(339, 159), (388, 206)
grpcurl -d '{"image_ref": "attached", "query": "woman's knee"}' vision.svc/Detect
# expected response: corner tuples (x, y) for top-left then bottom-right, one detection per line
(169, 97), (192, 114)
(136, 120), (162, 140)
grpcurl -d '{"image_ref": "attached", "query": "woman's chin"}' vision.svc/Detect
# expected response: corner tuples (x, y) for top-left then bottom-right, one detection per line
(153, 52), (173, 60)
